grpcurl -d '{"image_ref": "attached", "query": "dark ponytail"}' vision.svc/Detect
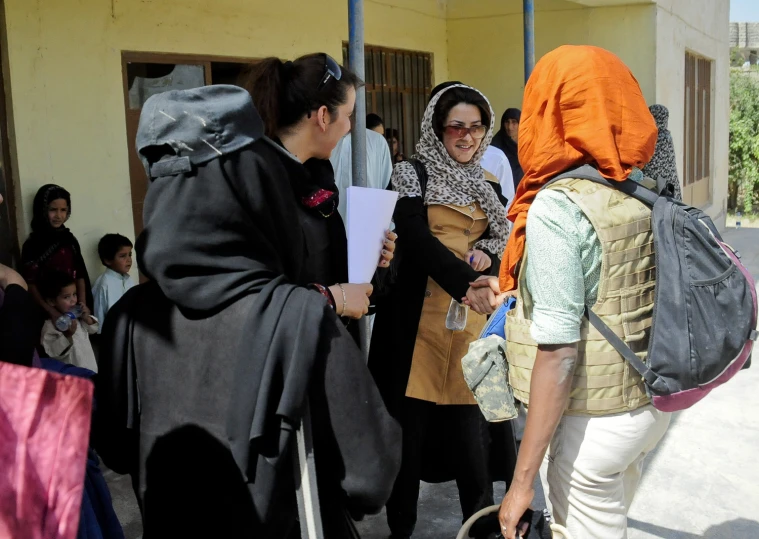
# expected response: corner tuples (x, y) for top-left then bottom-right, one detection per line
(240, 53), (363, 138)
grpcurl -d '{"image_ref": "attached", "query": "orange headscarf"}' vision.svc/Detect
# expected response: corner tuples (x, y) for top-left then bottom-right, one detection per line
(499, 45), (658, 292)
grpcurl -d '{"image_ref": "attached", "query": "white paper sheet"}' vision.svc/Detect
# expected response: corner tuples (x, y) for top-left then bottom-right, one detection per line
(346, 186), (399, 284)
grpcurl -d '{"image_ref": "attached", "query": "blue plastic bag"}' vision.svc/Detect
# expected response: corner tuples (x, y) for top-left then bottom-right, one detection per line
(478, 296), (516, 340)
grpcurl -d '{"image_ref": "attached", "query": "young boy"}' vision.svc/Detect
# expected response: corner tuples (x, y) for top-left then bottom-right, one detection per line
(41, 271), (99, 372)
(92, 233), (135, 333)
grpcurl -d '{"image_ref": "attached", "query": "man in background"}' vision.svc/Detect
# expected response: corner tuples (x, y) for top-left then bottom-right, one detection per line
(367, 113), (385, 136)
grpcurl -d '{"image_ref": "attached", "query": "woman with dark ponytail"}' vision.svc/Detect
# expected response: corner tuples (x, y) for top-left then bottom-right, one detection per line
(240, 54), (396, 317)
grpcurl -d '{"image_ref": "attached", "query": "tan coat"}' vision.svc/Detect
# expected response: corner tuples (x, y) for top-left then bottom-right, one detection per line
(405, 202), (490, 405)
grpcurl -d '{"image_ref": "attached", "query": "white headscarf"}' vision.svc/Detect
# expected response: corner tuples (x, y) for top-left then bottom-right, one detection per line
(391, 84), (509, 255)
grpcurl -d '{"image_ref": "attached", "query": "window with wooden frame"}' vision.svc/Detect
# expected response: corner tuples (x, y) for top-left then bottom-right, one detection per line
(683, 52), (713, 207)
(343, 44), (433, 160)
(121, 52), (255, 240)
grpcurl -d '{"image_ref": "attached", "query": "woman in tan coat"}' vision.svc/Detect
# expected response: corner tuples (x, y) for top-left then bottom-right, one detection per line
(369, 83), (516, 538)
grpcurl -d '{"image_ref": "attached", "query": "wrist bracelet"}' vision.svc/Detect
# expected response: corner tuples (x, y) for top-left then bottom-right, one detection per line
(337, 283), (347, 316)
(309, 283), (335, 310)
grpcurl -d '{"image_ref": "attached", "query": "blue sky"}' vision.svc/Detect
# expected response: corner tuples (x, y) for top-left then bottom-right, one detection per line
(731, 0), (759, 22)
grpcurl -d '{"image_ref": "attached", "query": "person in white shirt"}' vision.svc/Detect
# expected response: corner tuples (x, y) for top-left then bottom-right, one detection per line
(40, 272), (98, 372)
(329, 127), (393, 221)
(366, 113), (385, 136)
(481, 145), (515, 207)
(92, 233), (135, 333)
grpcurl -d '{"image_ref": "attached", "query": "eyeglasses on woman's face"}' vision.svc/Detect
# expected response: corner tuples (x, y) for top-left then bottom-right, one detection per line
(444, 124), (487, 140)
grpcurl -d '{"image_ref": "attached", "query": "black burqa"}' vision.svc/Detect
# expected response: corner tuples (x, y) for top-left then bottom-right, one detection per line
(95, 85), (400, 538)
(490, 108), (523, 190)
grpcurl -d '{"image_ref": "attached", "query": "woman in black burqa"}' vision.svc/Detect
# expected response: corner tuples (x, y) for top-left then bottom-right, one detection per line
(95, 55), (400, 539)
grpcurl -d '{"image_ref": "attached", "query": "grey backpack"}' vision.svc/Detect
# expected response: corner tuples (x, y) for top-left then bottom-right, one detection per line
(547, 165), (757, 412)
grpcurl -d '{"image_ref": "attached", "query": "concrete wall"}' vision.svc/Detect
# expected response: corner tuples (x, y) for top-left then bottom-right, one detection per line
(730, 22), (759, 49)
(655, 0), (730, 227)
(447, 2), (657, 127)
(3, 0), (448, 279)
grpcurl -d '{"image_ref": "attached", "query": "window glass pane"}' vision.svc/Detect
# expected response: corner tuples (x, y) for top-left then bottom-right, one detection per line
(127, 63), (205, 110)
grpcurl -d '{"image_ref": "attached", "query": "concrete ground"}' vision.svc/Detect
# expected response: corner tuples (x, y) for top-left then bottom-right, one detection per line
(106, 227), (759, 539)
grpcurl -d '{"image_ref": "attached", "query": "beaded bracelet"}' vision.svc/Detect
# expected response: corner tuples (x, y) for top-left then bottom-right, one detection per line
(309, 283), (336, 311)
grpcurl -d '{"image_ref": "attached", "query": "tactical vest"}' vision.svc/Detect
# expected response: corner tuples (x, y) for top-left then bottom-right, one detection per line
(506, 178), (655, 415)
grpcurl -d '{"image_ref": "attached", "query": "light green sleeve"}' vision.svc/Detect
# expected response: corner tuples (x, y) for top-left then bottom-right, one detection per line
(524, 189), (601, 345)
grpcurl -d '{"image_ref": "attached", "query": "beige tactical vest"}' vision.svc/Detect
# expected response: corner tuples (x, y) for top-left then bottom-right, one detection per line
(506, 178), (654, 415)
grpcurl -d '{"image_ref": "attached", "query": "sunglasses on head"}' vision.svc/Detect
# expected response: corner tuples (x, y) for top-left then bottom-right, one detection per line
(317, 53), (342, 92)
(445, 124), (487, 140)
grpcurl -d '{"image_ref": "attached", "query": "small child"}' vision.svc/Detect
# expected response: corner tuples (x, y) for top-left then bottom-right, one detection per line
(40, 271), (99, 372)
(92, 234), (135, 333)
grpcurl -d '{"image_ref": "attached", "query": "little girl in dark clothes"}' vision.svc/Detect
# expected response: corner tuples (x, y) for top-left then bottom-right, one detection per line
(21, 184), (93, 323)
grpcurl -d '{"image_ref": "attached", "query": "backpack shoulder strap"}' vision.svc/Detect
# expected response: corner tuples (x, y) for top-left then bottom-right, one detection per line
(584, 308), (658, 386)
(542, 164), (660, 208)
(409, 158), (428, 199)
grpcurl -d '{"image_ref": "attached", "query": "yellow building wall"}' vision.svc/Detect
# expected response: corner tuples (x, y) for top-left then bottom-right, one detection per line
(655, 0), (730, 228)
(3, 0), (448, 279)
(447, 2), (657, 122)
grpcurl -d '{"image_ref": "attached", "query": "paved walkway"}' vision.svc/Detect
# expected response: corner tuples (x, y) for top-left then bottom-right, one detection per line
(107, 227), (759, 539)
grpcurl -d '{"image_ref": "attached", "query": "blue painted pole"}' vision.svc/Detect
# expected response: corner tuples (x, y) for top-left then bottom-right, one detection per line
(523, 0), (535, 83)
(348, 0), (367, 188)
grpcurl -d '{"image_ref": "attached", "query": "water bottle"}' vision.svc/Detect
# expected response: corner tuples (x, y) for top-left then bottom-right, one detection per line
(445, 298), (468, 331)
(54, 304), (84, 332)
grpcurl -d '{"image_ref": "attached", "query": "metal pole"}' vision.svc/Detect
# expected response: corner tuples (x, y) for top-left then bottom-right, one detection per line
(523, 0), (535, 84)
(293, 399), (324, 539)
(348, 0), (372, 358)
(349, 0), (367, 188)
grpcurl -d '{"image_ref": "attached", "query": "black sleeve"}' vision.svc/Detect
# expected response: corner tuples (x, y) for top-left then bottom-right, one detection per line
(93, 285), (141, 476)
(0, 284), (39, 367)
(309, 318), (401, 519)
(488, 179), (509, 207)
(394, 196), (481, 301)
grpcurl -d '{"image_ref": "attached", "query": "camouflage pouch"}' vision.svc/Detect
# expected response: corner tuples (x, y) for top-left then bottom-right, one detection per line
(461, 335), (518, 422)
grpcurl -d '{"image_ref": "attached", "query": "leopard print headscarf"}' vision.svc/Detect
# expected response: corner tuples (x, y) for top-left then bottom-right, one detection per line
(391, 84), (509, 255)
(642, 104), (682, 201)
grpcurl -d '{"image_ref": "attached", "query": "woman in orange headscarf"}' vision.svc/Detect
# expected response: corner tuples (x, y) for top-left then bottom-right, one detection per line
(499, 45), (657, 292)
(493, 46), (669, 539)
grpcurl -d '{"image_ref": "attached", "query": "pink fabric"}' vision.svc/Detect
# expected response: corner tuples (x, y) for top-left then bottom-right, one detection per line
(0, 362), (93, 539)
(653, 243), (757, 412)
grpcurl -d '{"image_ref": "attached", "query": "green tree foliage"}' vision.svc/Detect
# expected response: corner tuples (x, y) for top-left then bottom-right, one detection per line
(729, 69), (759, 212)
(731, 47), (746, 68)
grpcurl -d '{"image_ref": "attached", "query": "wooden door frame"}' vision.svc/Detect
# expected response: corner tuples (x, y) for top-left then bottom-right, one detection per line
(682, 50), (713, 208)
(0, 0), (19, 265)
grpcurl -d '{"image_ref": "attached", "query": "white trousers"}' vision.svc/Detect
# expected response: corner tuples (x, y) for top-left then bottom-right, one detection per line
(540, 405), (671, 539)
